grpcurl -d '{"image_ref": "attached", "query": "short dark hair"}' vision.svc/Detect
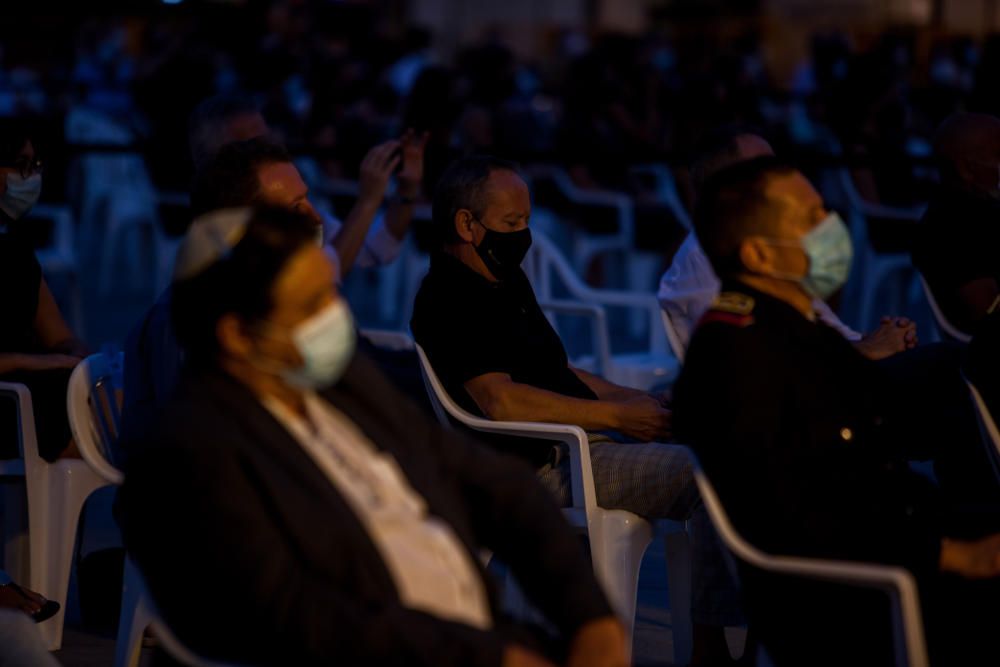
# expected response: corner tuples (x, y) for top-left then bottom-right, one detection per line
(171, 206), (317, 367)
(190, 137), (292, 217)
(188, 93), (262, 167)
(694, 156), (798, 277)
(432, 155), (520, 244)
(689, 124), (770, 193)
(0, 117), (32, 165)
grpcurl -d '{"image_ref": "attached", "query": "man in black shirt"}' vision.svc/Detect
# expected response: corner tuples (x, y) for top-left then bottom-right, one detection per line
(675, 156), (1000, 666)
(913, 112), (1000, 335)
(412, 156), (744, 666)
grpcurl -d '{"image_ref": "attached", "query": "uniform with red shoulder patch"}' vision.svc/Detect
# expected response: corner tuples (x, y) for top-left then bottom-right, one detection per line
(698, 291), (756, 328)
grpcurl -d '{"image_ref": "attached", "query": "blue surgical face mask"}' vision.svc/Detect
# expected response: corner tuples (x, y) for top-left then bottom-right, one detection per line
(0, 172), (42, 220)
(761, 212), (853, 300)
(255, 299), (357, 389)
(283, 299), (356, 389)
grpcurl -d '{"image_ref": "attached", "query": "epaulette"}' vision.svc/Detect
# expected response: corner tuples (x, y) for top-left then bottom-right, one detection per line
(699, 291), (755, 328)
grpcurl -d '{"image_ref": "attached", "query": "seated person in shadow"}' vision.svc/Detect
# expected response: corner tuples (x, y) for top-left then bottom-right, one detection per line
(122, 135), (431, 454)
(120, 205), (627, 667)
(674, 156), (1000, 666)
(664, 125), (992, 505)
(913, 112), (1000, 336)
(411, 155), (746, 666)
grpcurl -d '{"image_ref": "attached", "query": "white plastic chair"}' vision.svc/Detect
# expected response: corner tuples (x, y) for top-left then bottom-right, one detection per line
(120, 556), (246, 667)
(359, 328), (416, 351)
(524, 164), (636, 272)
(919, 276), (971, 344)
(0, 375), (110, 650)
(65, 107), (163, 297)
(413, 342), (693, 664)
(964, 378), (1000, 483)
(833, 168), (926, 332)
(691, 456), (929, 667)
(524, 229), (680, 390)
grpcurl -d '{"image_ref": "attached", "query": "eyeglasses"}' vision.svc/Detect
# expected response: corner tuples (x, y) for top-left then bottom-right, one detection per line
(1, 157), (43, 180)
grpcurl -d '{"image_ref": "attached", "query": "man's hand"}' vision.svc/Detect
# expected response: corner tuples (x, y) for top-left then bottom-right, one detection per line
(941, 534), (1000, 579)
(502, 644), (558, 667)
(357, 140), (401, 206)
(397, 128), (429, 199)
(615, 394), (673, 442)
(566, 617), (629, 667)
(853, 316), (918, 361)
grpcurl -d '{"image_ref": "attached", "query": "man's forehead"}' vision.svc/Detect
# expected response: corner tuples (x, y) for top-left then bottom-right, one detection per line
(482, 170), (529, 208)
(765, 171), (821, 210)
(258, 162), (308, 197)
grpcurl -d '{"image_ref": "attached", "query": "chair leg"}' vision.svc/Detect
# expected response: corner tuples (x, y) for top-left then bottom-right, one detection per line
(588, 510), (654, 664)
(665, 529), (693, 667)
(115, 558), (152, 667)
(29, 463), (103, 651)
(2, 482), (30, 585)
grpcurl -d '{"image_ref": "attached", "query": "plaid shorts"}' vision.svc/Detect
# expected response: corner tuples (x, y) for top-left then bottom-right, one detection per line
(538, 440), (744, 626)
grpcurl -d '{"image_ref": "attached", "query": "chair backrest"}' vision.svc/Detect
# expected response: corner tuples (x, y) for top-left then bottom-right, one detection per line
(359, 329), (416, 352)
(690, 455), (928, 667)
(67, 352), (125, 486)
(963, 377), (1000, 482)
(919, 276), (971, 344)
(525, 229), (668, 356)
(0, 382), (34, 475)
(125, 557), (247, 667)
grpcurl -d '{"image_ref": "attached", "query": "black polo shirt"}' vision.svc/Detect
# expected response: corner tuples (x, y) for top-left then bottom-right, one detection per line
(912, 188), (1000, 333)
(411, 251), (597, 466)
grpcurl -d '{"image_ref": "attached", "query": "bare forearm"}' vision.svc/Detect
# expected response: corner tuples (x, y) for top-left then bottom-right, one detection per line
(470, 380), (621, 432)
(333, 199), (380, 276)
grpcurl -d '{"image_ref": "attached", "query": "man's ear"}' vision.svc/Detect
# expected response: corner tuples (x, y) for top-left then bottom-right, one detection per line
(738, 237), (771, 275)
(216, 313), (254, 360)
(454, 209), (476, 243)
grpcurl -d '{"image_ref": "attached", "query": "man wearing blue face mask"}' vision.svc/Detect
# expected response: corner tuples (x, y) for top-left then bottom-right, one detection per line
(674, 156), (1000, 666)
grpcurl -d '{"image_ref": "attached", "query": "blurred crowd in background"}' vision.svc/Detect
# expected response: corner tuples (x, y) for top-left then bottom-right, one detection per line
(3, 0), (1000, 342)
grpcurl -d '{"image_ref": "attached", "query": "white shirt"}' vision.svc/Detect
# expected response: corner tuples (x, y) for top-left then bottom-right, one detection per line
(658, 233), (862, 353)
(321, 207), (404, 284)
(263, 392), (493, 631)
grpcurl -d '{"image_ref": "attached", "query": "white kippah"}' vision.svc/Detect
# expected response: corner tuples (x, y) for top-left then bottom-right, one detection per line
(172, 207), (252, 283)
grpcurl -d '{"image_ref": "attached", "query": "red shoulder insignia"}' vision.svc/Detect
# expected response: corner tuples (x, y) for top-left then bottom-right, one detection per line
(698, 310), (755, 328)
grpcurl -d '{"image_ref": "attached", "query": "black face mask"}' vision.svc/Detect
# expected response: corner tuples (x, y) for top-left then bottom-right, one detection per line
(473, 222), (532, 281)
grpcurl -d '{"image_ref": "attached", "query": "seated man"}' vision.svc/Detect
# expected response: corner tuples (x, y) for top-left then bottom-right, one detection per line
(122, 135), (428, 446)
(913, 112), (1000, 335)
(120, 205), (627, 667)
(674, 156), (1000, 666)
(411, 156), (744, 666)
(659, 127), (915, 361)
(188, 92), (427, 278)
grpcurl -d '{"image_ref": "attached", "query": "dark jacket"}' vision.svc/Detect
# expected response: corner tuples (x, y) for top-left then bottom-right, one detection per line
(673, 282), (945, 665)
(120, 351), (610, 667)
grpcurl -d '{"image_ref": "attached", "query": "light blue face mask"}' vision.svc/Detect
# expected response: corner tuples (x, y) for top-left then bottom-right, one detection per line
(283, 299), (357, 389)
(255, 299), (357, 389)
(0, 173), (42, 220)
(762, 212), (854, 300)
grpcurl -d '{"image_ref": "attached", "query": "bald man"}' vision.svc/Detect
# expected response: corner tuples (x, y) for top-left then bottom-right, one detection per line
(913, 112), (1000, 335)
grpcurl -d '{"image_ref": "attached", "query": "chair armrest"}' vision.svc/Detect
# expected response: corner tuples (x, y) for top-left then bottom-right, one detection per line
(454, 415), (599, 517)
(0, 382), (35, 461)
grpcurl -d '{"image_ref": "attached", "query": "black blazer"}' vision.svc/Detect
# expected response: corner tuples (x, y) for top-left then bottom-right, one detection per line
(120, 352), (610, 667)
